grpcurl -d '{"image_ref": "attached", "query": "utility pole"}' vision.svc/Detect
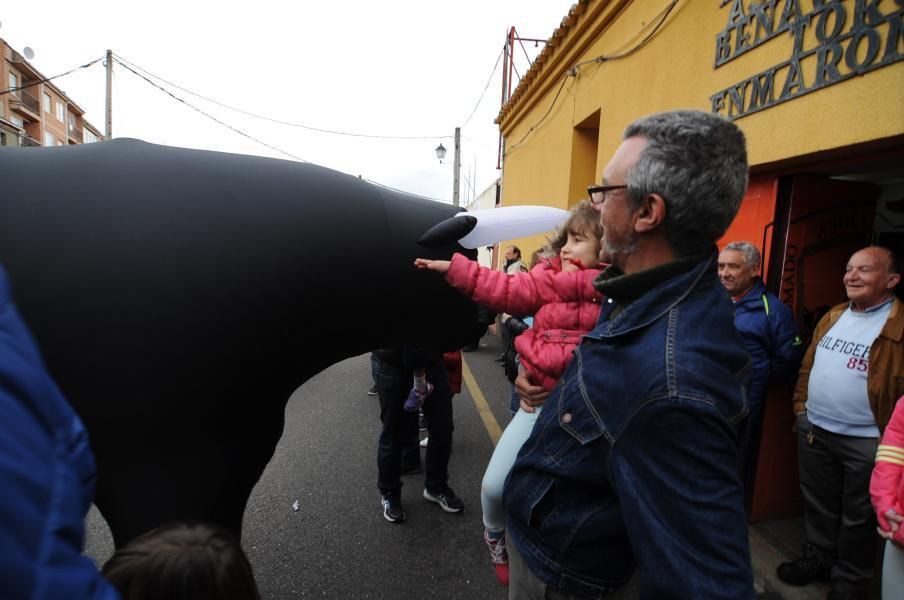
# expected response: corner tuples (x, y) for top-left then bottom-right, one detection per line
(105, 49), (112, 139)
(453, 127), (461, 207)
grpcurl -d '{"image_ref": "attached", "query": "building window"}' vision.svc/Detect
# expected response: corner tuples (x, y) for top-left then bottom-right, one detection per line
(10, 115), (24, 128)
(56, 101), (65, 122)
(43, 92), (52, 113)
(8, 72), (17, 94)
(44, 131), (55, 146)
(83, 129), (98, 144)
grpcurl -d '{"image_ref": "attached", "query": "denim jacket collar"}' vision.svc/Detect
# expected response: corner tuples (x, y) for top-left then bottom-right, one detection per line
(591, 247), (718, 338)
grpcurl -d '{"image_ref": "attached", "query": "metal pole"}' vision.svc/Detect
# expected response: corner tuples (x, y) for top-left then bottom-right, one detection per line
(105, 49), (112, 139)
(453, 127), (461, 207)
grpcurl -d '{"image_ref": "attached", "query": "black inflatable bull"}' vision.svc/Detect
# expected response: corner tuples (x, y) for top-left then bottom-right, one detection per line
(0, 139), (482, 547)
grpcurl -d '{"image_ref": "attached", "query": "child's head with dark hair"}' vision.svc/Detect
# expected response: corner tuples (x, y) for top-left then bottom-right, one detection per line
(545, 201), (604, 269)
(102, 522), (261, 600)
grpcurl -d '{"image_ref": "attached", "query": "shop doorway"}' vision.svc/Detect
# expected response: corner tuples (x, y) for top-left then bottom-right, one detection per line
(722, 144), (904, 522)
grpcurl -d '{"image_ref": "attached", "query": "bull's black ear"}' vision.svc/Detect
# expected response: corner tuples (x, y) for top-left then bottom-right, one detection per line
(419, 215), (477, 247)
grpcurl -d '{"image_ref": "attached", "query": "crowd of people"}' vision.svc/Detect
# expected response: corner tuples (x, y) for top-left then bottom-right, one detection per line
(398, 110), (902, 600)
(2, 108), (901, 600)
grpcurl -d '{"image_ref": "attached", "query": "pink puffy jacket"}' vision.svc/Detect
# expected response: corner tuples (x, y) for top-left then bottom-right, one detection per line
(871, 396), (904, 544)
(445, 253), (604, 391)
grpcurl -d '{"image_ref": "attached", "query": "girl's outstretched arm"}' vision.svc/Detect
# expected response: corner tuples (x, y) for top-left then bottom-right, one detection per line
(414, 258), (451, 274)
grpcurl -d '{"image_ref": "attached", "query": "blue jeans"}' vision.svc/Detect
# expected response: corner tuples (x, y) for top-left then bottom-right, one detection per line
(482, 407), (540, 532)
(370, 353), (380, 385)
(377, 359), (453, 495)
(372, 354), (419, 468)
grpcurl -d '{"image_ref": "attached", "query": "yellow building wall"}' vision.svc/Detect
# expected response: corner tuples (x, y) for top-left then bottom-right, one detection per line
(497, 0), (904, 259)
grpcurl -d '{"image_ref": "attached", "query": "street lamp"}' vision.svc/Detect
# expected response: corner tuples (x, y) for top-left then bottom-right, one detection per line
(434, 129), (461, 207)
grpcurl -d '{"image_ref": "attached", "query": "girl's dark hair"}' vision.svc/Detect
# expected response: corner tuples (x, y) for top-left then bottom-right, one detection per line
(102, 522), (261, 600)
(545, 201), (603, 257)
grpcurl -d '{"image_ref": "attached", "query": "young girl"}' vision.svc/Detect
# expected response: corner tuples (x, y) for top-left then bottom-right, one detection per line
(871, 396), (904, 598)
(414, 202), (604, 586)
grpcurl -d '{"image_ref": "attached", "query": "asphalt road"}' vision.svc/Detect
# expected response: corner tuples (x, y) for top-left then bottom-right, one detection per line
(84, 334), (521, 599)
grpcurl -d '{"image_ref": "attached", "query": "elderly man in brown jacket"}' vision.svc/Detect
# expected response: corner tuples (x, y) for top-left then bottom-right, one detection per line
(778, 246), (903, 600)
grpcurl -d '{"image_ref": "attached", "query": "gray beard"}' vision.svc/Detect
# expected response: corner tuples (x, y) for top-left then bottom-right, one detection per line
(604, 234), (638, 257)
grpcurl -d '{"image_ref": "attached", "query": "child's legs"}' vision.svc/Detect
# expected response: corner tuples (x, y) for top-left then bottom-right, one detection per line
(883, 539), (904, 599)
(481, 407), (541, 532)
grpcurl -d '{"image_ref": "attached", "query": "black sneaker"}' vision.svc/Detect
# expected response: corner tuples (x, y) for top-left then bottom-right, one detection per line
(776, 545), (832, 586)
(367, 385), (378, 396)
(423, 486), (464, 513)
(381, 492), (406, 523)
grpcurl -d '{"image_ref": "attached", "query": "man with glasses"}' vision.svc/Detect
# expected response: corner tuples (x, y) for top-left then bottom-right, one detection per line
(503, 110), (754, 599)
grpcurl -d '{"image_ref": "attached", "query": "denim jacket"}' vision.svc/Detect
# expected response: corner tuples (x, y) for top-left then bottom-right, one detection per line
(504, 250), (754, 599)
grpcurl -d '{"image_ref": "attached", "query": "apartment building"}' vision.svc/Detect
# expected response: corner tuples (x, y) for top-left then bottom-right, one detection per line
(2, 37), (104, 148)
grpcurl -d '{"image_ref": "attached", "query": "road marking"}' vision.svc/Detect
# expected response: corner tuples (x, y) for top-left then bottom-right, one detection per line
(461, 356), (502, 446)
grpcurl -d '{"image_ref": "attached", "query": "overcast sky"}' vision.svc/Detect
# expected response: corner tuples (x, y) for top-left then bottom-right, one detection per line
(2, 1), (575, 202)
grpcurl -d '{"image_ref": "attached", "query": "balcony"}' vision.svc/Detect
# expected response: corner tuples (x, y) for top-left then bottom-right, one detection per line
(21, 135), (40, 147)
(10, 50), (42, 79)
(68, 124), (84, 143)
(9, 89), (40, 120)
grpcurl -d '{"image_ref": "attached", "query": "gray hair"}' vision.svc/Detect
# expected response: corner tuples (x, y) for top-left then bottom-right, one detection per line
(724, 241), (761, 269)
(623, 110), (748, 257)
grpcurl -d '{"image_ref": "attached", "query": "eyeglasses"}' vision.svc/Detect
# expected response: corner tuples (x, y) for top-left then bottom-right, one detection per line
(587, 184), (628, 206)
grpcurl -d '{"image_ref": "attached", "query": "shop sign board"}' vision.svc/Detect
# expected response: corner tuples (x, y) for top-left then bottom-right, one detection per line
(710, 0), (904, 120)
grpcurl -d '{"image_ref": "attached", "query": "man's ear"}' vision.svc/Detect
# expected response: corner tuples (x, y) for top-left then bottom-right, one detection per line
(633, 193), (667, 233)
(887, 272), (902, 291)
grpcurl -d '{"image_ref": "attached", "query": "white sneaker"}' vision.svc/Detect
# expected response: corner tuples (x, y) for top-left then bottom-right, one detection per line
(420, 436), (429, 448)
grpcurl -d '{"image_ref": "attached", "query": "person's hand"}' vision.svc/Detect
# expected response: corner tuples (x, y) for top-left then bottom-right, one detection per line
(515, 370), (548, 413)
(414, 258), (451, 274)
(887, 508), (902, 532)
(878, 509), (902, 541)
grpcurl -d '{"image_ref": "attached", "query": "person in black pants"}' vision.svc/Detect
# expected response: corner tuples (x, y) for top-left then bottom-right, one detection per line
(374, 345), (464, 523)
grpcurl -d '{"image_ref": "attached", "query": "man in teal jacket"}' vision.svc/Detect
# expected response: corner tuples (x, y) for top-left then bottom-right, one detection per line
(719, 241), (803, 491)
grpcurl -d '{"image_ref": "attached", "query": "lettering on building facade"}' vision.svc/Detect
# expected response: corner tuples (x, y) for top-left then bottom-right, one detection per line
(711, 0), (904, 120)
(782, 242), (798, 307)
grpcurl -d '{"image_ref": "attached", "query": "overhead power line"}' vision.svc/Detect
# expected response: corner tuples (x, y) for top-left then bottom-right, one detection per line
(459, 47), (504, 129)
(504, 0), (679, 158)
(113, 58), (308, 162)
(113, 53), (451, 141)
(0, 56), (104, 96)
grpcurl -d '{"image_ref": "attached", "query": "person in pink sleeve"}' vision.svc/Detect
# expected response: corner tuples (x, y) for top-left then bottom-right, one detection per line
(871, 395), (904, 597)
(415, 202), (605, 586)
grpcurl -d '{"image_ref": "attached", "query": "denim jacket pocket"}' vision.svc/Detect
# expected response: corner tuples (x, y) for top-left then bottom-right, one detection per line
(558, 349), (608, 444)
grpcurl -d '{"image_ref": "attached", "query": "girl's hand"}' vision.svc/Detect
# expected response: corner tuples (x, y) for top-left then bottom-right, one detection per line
(515, 370), (548, 413)
(878, 509), (903, 540)
(887, 508), (903, 532)
(414, 258), (451, 274)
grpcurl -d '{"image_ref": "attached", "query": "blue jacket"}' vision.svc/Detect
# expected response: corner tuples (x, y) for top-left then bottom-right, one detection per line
(0, 267), (119, 600)
(732, 280), (803, 412)
(504, 251), (753, 599)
